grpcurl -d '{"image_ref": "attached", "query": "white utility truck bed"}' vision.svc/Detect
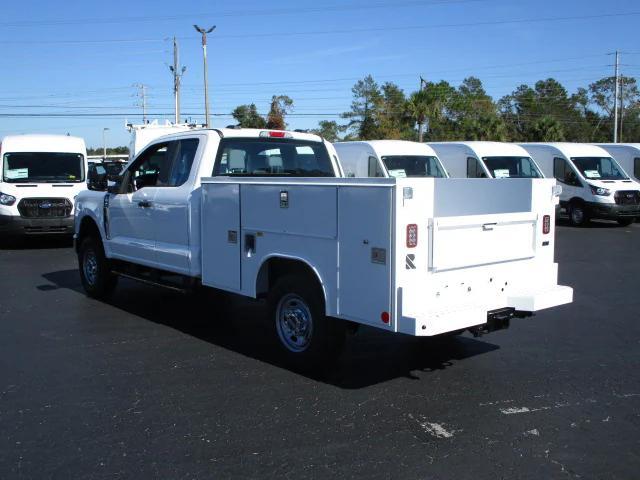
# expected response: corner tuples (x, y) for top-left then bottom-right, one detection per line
(74, 128), (572, 367)
(200, 176), (571, 337)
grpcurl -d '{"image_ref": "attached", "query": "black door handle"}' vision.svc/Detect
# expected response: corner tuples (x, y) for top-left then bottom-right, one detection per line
(245, 234), (256, 254)
(137, 200), (152, 208)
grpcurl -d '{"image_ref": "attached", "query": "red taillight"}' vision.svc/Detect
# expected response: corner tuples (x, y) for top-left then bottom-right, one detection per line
(542, 215), (551, 235)
(406, 224), (418, 248)
(381, 311), (390, 324)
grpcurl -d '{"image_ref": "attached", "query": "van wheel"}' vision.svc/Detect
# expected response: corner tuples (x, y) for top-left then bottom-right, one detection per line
(617, 218), (634, 227)
(267, 275), (345, 369)
(569, 203), (589, 227)
(78, 236), (117, 299)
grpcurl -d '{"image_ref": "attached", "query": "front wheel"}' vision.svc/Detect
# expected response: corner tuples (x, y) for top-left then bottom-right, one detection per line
(78, 236), (118, 299)
(267, 275), (345, 369)
(569, 203), (589, 227)
(617, 218), (634, 227)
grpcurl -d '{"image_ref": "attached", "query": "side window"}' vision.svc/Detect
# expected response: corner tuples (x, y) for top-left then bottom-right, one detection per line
(124, 142), (172, 192)
(167, 138), (199, 187)
(368, 156), (385, 177)
(554, 157), (580, 187)
(634, 158), (640, 181)
(553, 157), (564, 181)
(467, 157), (486, 178)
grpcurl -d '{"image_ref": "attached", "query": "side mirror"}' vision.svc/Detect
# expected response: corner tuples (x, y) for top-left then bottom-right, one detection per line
(107, 174), (123, 194)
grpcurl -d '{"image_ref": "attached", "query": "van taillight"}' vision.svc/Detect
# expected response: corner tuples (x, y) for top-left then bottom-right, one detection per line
(406, 224), (418, 248)
(542, 215), (551, 235)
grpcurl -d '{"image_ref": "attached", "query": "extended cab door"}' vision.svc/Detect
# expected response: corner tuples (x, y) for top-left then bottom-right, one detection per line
(150, 137), (202, 274)
(107, 141), (172, 266)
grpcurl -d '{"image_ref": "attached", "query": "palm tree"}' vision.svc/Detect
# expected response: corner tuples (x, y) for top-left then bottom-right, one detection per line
(407, 90), (430, 142)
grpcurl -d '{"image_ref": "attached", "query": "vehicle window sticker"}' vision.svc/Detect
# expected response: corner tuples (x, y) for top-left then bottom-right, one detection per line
(5, 168), (28, 179)
(387, 169), (407, 178)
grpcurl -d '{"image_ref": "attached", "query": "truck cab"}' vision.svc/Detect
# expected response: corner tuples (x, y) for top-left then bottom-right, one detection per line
(334, 140), (448, 178)
(428, 142), (544, 179)
(0, 134), (88, 237)
(520, 143), (640, 227)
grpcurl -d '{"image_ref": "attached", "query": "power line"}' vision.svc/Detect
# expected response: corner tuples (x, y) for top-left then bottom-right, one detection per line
(0, 0), (486, 27)
(1, 11), (639, 45)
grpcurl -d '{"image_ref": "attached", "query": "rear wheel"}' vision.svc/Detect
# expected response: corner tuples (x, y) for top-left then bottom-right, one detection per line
(617, 218), (634, 227)
(78, 236), (118, 299)
(569, 203), (589, 227)
(267, 274), (345, 370)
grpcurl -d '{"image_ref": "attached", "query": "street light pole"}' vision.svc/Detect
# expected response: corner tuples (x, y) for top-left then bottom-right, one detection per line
(418, 76), (427, 143)
(613, 50), (620, 143)
(169, 36), (186, 124)
(102, 128), (110, 160)
(193, 25), (216, 128)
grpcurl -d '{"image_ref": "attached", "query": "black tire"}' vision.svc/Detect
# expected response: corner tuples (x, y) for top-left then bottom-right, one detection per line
(617, 218), (634, 227)
(569, 203), (589, 227)
(267, 274), (345, 370)
(78, 236), (118, 299)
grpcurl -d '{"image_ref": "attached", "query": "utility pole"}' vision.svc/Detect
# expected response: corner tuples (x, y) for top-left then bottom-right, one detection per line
(193, 25), (216, 128)
(619, 78), (625, 142)
(102, 127), (109, 160)
(169, 36), (186, 124)
(613, 50), (620, 143)
(418, 76), (427, 143)
(133, 83), (148, 123)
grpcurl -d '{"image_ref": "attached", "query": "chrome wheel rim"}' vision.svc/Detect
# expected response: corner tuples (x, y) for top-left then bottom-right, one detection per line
(276, 294), (313, 352)
(83, 249), (98, 286)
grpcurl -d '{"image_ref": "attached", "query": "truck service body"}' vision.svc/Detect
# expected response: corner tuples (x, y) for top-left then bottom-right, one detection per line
(0, 134), (88, 237)
(429, 142), (544, 179)
(520, 143), (640, 227)
(334, 140), (448, 179)
(74, 129), (572, 365)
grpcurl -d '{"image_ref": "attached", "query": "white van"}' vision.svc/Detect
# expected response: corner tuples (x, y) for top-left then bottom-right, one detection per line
(520, 143), (640, 227)
(334, 140), (448, 178)
(595, 144), (640, 183)
(428, 142), (544, 179)
(0, 134), (88, 237)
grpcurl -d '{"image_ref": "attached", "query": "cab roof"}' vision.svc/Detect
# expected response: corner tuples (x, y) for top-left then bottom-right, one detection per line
(1, 134), (87, 153)
(151, 128), (324, 144)
(334, 140), (439, 157)
(520, 142), (611, 158)
(595, 143), (640, 152)
(428, 141), (530, 158)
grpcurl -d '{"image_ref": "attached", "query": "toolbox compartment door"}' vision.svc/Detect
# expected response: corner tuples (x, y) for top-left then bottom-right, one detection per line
(337, 186), (393, 327)
(430, 212), (536, 272)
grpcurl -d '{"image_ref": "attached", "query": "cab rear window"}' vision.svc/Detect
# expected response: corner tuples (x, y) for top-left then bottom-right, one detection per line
(213, 139), (334, 177)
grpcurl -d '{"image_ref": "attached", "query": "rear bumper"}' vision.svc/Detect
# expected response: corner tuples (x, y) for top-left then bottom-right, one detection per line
(398, 285), (573, 336)
(585, 202), (640, 220)
(0, 214), (74, 236)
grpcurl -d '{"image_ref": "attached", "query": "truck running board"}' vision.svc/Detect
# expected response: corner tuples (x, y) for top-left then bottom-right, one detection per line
(111, 269), (191, 294)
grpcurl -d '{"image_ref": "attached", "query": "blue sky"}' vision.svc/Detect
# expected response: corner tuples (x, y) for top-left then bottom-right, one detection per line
(0, 0), (639, 147)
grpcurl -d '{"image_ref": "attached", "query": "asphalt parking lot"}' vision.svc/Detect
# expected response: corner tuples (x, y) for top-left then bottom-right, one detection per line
(1, 222), (639, 479)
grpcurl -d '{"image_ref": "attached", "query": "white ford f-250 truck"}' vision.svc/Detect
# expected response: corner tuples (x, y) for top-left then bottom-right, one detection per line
(74, 128), (573, 366)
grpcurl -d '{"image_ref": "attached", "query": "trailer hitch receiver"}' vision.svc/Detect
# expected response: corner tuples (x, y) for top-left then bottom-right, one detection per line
(469, 308), (515, 337)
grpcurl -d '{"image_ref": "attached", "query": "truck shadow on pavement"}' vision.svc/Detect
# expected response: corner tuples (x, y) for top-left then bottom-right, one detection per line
(42, 269), (500, 389)
(1, 236), (74, 250)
